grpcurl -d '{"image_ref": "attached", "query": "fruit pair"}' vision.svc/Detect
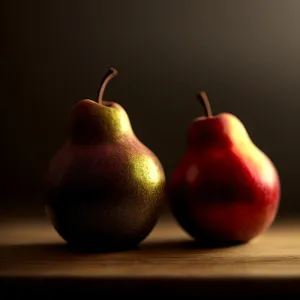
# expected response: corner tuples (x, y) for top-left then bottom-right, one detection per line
(44, 67), (281, 251)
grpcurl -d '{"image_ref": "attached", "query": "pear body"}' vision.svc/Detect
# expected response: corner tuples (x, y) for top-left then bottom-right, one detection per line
(44, 100), (165, 251)
(168, 113), (280, 245)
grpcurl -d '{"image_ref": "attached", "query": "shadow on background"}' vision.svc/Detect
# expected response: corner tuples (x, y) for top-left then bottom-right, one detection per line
(1, 0), (300, 218)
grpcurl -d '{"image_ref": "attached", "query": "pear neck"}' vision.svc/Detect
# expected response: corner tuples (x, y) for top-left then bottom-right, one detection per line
(70, 100), (132, 145)
(187, 117), (230, 149)
(71, 122), (131, 145)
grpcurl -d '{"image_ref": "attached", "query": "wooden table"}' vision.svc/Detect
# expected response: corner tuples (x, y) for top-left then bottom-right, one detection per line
(1, 216), (300, 296)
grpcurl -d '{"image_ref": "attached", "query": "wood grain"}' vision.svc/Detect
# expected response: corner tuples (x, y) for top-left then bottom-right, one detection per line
(1, 217), (300, 296)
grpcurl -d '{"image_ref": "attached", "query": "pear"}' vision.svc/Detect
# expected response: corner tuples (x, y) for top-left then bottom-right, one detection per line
(168, 91), (281, 245)
(44, 68), (166, 251)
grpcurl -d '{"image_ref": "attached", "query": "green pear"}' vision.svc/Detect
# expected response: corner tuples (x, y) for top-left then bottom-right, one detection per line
(44, 68), (166, 251)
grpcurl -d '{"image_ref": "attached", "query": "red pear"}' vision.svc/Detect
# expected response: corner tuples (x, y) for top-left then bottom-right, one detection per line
(168, 91), (281, 245)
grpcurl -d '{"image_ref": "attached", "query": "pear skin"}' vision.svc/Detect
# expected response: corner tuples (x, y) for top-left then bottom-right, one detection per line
(44, 68), (166, 251)
(168, 92), (281, 245)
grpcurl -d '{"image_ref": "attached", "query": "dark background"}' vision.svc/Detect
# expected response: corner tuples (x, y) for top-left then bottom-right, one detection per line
(1, 0), (300, 219)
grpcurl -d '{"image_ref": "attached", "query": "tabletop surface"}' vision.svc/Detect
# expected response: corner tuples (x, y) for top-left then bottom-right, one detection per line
(1, 216), (300, 295)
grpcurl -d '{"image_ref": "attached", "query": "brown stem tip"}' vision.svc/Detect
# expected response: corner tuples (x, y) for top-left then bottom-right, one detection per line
(197, 91), (213, 118)
(97, 67), (118, 104)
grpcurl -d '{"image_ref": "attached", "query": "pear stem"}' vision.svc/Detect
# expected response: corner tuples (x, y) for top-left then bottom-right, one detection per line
(197, 91), (213, 118)
(97, 67), (118, 104)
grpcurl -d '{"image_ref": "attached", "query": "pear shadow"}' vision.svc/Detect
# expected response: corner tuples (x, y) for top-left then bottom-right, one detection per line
(139, 238), (245, 252)
(65, 242), (139, 254)
(0, 241), (144, 273)
(0, 242), (68, 270)
(0, 240), (138, 261)
(0, 242), (69, 254)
